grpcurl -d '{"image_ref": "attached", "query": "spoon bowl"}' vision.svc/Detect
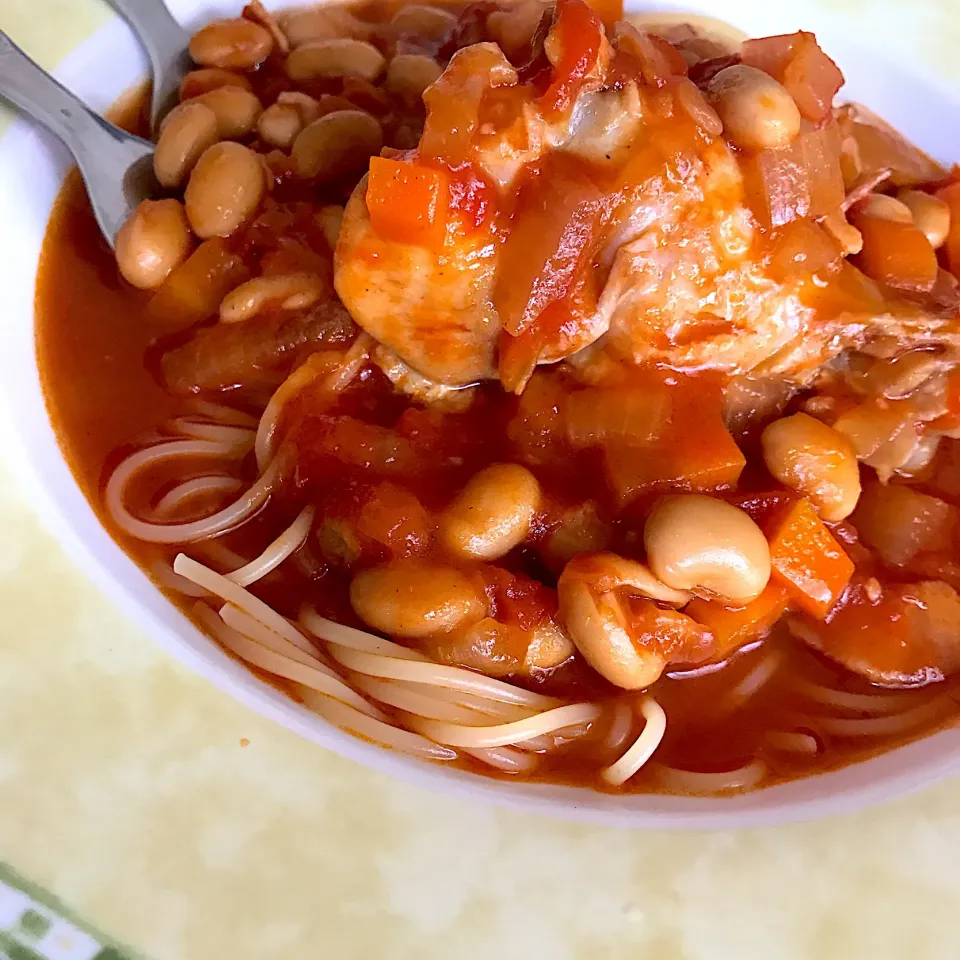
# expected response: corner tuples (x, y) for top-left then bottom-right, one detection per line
(0, 31), (157, 247)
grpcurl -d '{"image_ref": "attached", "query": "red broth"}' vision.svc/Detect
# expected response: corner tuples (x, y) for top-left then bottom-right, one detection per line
(35, 0), (960, 794)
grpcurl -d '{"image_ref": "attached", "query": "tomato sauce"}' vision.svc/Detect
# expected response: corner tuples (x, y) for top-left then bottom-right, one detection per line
(33, 2), (960, 794)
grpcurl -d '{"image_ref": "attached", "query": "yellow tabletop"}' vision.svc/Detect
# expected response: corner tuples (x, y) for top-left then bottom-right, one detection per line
(3, 1), (960, 957)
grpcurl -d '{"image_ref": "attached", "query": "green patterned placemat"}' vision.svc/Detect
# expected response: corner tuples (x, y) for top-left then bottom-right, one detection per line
(0, 865), (137, 960)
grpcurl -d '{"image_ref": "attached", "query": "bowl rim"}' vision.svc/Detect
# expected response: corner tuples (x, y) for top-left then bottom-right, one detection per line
(3, 0), (960, 830)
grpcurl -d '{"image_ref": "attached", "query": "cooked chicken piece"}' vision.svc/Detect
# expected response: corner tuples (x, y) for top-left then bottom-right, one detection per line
(162, 301), (353, 394)
(791, 580), (960, 686)
(334, 43), (524, 385)
(335, 175), (500, 385)
(334, 1), (960, 394)
(598, 140), (813, 372)
(371, 343), (476, 408)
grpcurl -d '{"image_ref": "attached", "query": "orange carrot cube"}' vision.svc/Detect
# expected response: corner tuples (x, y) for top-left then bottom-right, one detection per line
(766, 498), (854, 619)
(685, 583), (790, 658)
(366, 156), (451, 251)
(604, 386), (745, 506)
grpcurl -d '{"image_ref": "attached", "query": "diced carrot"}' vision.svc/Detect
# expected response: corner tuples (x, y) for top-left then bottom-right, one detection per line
(766, 498), (854, 619)
(768, 218), (842, 282)
(146, 238), (249, 330)
(849, 211), (938, 293)
(936, 181), (960, 276)
(685, 583), (790, 658)
(604, 384), (745, 506)
(583, 0), (622, 29)
(366, 156), (451, 251)
(540, 0), (605, 116)
(492, 153), (603, 337)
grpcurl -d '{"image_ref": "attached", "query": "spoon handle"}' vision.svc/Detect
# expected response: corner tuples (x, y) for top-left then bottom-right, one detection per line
(0, 31), (156, 245)
(106, 0), (191, 133)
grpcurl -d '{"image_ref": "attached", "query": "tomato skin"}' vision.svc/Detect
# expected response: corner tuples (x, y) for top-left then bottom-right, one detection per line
(540, 0), (606, 116)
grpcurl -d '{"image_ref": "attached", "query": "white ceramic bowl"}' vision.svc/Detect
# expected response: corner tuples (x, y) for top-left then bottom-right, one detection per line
(3, 0), (960, 828)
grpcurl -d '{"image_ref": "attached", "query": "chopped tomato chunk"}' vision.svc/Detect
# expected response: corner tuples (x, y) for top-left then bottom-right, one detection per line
(318, 481), (434, 566)
(292, 415), (424, 484)
(741, 32), (843, 123)
(852, 482), (957, 567)
(805, 580), (960, 687)
(766, 498), (854, 619)
(493, 155), (603, 337)
(604, 383), (745, 506)
(686, 583), (790, 658)
(366, 156), (451, 251)
(482, 567), (556, 630)
(625, 597), (715, 664)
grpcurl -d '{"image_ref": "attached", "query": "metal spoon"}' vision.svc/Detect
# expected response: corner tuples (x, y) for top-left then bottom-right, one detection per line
(106, 0), (191, 135)
(0, 31), (156, 248)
